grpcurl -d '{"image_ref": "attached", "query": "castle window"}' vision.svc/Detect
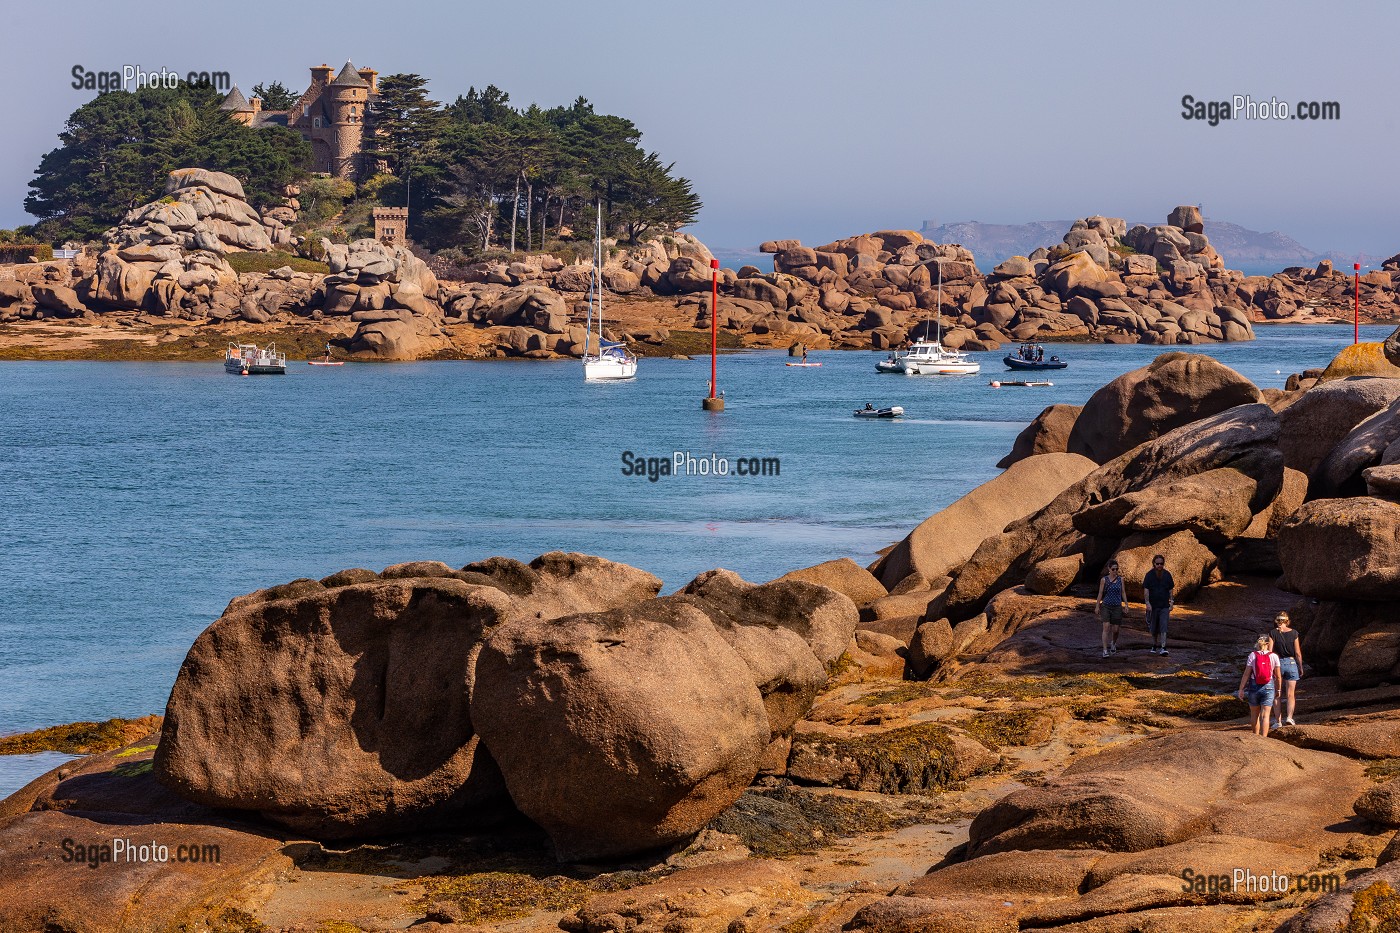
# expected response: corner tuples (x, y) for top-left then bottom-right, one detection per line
(313, 116), (322, 128)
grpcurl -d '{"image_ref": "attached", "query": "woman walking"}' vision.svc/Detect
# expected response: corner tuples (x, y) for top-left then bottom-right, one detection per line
(1270, 612), (1304, 728)
(1237, 634), (1282, 736)
(1096, 559), (1125, 658)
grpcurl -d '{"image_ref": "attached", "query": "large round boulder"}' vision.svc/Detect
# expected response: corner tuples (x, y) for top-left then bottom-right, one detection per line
(155, 576), (518, 838)
(1278, 497), (1400, 599)
(1066, 353), (1263, 463)
(1278, 376), (1400, 475)
(471, 601), (769, 860)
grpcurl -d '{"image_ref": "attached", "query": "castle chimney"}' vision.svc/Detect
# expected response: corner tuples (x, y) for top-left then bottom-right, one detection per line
(358, 67), (378, 93)
(310, 63), (333, 84)
(250, 96), (262, 115)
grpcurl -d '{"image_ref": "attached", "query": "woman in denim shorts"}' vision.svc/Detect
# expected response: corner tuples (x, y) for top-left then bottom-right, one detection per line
(1096, 559), (1125, 658)
(1237, 634), (1281, 736)
(1270, 611), (1303, 728)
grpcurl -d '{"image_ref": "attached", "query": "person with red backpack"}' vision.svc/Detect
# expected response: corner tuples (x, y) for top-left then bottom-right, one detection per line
(1237, 634), (1282, 736)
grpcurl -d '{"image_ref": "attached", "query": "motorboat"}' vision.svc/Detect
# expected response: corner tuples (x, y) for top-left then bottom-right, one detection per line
(990, 380), (1054, 388)
(854, 405), (904, 418)
(308, 343), (344, 367)
(582, 202), (638, 382)
(225, 343), (286, 375)
(893, 259), (980, 376)
(875, 353), (904, 374)
(1005, 345), (1067, 370)
(897, 341), (980, 375)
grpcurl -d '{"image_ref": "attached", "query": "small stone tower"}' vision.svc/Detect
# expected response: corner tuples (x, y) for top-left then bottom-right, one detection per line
(326, 63), (370, 178)
(373, 207), (409, 246)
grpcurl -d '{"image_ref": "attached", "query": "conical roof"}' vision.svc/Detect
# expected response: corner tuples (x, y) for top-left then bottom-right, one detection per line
(331, 62), (369, 87)
(219, 86), (254, 112)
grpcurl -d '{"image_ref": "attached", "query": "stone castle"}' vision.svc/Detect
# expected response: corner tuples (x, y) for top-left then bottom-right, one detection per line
(221, 61), (378, 178)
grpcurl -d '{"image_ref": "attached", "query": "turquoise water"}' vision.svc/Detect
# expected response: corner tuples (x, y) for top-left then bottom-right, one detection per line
(0, 324), (1391, 796)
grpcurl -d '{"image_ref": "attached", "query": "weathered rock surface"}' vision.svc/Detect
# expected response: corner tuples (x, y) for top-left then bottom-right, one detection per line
(996, 404), (1082, 468)
(872, 452), (1097, 591)
(1066, 353), (1263, 463)
(155, 574), (518, 838)
(1278, 497), (1400, 599)
(967, 731), (1364, 857)
(472, 600), (769, 860)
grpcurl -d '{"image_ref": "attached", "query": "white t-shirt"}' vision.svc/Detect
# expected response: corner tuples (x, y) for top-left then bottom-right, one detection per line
(1246, 651), (1280, 685)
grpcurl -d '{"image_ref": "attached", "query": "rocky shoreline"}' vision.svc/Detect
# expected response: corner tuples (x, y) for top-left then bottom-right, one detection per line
(4, 331), (1400, 931)
(3, 171), (1398, 363)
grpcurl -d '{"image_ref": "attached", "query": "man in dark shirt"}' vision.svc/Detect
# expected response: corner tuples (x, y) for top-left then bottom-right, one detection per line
(1143, 555), (1175, 655)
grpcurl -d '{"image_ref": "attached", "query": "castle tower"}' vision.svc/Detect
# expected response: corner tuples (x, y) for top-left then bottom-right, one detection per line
(326, 62), (370, 178)
(219, 86), (256, 126)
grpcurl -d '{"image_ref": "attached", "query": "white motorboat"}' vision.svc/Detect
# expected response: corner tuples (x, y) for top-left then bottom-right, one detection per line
(854, 405), (904, 418)
(224, 342), (286, 375)
(582, 203), (637, 382)
(896, 341), (980, 375)
(875, 353), (904, 373)
(893, 258), (980, 376)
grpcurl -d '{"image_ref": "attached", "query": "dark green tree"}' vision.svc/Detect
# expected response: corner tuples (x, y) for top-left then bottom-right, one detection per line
(365, 74), (445, 231)
(251, 80), (297, 110)
(26, 83), (311, 241)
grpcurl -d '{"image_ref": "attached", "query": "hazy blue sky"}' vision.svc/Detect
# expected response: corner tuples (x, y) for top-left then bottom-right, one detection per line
(3, 0), (1396, 255)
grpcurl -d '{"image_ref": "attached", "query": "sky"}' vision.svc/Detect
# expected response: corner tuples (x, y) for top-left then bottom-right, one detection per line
(1, 0), (1396, 256)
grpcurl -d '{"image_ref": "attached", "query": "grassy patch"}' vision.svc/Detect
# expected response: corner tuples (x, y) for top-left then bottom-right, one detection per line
(225, 251), (329, 275)
(955, 673), (1133, 701)
(411, 873), (592, 924)
(0, 715), (161, 755)
(1366, 759), (1400, 783)
(825, 651), (856, 679)
(798, 723), (988, 795)
(854, 682), (939, 706)
(707, 786), (933, 857)
(1147, 693), (1248, 721)
(958, 711), (1052, 749)
(631, 328), (743, 359)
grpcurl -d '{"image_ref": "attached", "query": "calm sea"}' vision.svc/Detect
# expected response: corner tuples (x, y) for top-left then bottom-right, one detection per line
(0, 324), (1391, 796)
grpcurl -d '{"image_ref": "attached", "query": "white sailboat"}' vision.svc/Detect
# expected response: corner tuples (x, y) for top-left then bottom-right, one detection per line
(582, 203), (638, 382)
(895, 258), (980, 376)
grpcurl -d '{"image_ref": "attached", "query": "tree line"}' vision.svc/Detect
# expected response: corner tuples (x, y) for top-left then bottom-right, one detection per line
(20, 76), (702, 254)
(368, 76), (701, 252)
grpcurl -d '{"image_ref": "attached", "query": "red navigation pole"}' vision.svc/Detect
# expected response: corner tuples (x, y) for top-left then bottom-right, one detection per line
(703, 258), (724, 411)
(1354, 262), (1361, 345)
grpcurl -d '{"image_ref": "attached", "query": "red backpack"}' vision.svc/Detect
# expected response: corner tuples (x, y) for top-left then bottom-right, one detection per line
(1251, 651), (1273, 685)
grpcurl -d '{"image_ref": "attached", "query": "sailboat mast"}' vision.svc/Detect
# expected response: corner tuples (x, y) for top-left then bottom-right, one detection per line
(935, 259), (943, 344)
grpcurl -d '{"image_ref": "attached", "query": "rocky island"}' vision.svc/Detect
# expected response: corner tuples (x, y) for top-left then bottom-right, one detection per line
(4, 175), (1399, 364)
(3, 331), (1400, 930)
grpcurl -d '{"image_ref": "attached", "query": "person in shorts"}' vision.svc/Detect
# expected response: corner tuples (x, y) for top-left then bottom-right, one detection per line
(1237, 634), (1281, 736)
(1096, 559), (1125, 658)
(1270, 611), (1304, 728)
(1142, 554), (1174, 655)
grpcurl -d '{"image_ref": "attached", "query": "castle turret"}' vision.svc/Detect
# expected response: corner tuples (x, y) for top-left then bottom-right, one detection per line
(327, 62), (370, 178)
